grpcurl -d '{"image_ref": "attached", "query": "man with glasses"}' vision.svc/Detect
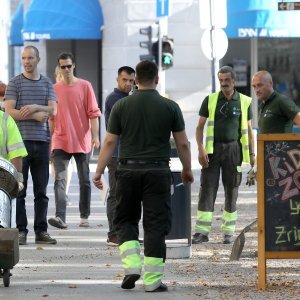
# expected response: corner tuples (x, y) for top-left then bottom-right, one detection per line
(48, 52), (101, 229)
(192, 66), (255, 245)
(5, 45), (57, 245)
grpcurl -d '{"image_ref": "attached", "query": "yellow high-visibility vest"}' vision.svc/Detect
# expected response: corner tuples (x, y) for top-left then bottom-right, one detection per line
(0, 111), (27, 161)
(205, 92), (251, 163)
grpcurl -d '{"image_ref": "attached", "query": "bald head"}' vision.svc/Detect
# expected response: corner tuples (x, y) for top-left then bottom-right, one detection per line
(252, 70), (274, 102)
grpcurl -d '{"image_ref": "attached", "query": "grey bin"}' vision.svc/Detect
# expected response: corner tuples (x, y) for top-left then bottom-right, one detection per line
(166, 139), (192, 258)
(166, 171), (191, 244)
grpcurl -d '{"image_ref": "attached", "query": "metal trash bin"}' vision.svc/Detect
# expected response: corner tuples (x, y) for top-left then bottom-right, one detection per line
(0, 158), (20, 287)
(166, 139), (191, 259)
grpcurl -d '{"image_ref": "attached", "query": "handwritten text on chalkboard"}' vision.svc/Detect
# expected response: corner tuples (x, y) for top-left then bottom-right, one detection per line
(264, 140), (300, 251)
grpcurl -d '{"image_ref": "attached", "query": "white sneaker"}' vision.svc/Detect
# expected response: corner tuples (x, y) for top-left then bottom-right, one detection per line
(79, 218), (89, 227)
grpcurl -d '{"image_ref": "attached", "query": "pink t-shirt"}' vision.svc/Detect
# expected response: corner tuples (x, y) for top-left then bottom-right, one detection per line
(51, 79), (101, 153)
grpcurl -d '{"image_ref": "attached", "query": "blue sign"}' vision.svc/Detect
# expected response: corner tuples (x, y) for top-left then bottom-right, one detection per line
(157, 0), (169, 17)
(225, 0), (300, 38)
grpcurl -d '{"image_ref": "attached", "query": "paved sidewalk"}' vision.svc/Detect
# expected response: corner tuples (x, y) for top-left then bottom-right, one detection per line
(0, 164), (299, 299)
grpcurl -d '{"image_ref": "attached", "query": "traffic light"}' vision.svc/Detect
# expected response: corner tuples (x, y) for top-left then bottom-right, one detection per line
(161, 36), (174, 70)
(139, 25), (157, 62)
(152, 36), (174, 70)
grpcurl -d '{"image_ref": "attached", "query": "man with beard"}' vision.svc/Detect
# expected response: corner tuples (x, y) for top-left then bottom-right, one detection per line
(192, 66), (255, 245)
(104, 66), (135, 246)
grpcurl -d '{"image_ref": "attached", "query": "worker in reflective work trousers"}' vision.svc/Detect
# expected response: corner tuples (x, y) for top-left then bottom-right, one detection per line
(192, 66), (255, 245)
(93, 60), (193, 292)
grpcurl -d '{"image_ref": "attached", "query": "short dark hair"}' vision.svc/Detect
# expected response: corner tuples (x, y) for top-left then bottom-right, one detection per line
(24, 45), (40, 59)
(118, 66), (135, 76)
(0, 82), (6, 97)
(135, 60), (158, 85)
(218, 66), (236, 79)
(57, 52), (75, 64)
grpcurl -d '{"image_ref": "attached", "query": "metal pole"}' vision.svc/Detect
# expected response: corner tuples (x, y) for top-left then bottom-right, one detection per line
(209, 0), (216, 93)
(158, 17), (166, 96)
(250, 37), (258, 129)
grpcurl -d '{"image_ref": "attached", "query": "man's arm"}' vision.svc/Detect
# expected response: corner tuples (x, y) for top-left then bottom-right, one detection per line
(247, 120), (255, 167)
(172, 130), (194, 184)
(90, 117), (100, 149)
(293, 112), (300, 126)
(196, 116), (209, 168)
(10, 157), (23, 173)
(5, 99), (57, 122)
(93, 133), (119, 189)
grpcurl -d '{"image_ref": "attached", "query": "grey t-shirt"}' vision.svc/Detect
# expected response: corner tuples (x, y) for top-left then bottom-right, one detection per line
(4, 74), (56, 142)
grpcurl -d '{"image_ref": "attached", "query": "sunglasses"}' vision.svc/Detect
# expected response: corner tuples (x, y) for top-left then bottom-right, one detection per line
(60, 65), (73, 70)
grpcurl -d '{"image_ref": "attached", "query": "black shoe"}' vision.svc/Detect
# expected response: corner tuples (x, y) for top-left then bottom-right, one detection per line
(19, 231), (27, 245)
(35, 232), (57, 244)
(192, 233), (209, 244)
(107, 235), (119, 246)
(121, 274), (140, 289)
(223, 235), (233, 244)
(147, 283), (168, 292)
(48, 217), (68, 229)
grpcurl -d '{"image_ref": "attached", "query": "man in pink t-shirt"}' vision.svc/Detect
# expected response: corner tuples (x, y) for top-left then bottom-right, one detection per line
(48, 52), (101, 229)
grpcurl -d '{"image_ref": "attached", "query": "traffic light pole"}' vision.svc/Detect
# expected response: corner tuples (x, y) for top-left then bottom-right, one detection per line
(158, 17), (167, 96)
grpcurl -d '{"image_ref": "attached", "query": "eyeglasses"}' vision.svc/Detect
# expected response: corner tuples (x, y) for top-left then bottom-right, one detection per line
(60, 65), (73, 70)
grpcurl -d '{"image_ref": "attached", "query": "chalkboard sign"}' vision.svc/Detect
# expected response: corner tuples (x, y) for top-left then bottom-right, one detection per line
(257, 134), (300, 290)
(264, 139), (300, 251)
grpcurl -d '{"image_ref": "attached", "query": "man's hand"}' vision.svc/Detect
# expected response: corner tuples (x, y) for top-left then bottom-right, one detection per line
(246, 166), (257, 187)
(34, 111), (49, 123)
(198, 145), (209, 168)
(19, 104), (38, 118)
(93, 173), (103, 190)
(181, 169), (194, 185)
(17, 172), (24, 191)
(92, 137), (100, 149)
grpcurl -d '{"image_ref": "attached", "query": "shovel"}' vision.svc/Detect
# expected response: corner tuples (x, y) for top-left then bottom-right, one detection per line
(229, 219), (257, 261)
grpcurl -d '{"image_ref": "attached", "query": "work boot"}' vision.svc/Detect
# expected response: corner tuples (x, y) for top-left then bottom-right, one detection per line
(192, 233), (209, 244)
(223, 235), (233, 244)
(35, 232), (57, 244)
(146, 283), (168, 292)
(48, 217), (68, 229)
(18, 231), (27, 245)
(121, 274), (140, 289)
(107, 235), (119, 246)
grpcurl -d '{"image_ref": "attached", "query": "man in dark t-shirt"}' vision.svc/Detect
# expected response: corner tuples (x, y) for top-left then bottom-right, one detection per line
(252, 70), (300, 134)
(93, 60), (193, 293)
(192, 66), (255, 246)
(104, 66), (135, 246)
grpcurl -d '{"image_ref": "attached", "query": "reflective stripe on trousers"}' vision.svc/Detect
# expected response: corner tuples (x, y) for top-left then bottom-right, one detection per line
(119, 240), (141, 275)
(221, 210), (237, 235)
(143, 256), (164, 291)
(195, 210), (213, 234)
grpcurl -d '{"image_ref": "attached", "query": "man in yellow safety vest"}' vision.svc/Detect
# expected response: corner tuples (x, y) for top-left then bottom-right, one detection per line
(192, 66), (255, 245)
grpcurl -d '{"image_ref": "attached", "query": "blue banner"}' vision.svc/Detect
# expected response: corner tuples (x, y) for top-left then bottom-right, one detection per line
(225, 0), (300, 38)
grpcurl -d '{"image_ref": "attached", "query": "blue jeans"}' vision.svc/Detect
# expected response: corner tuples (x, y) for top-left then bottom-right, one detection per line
(16, 141), (50, 234)
(52, 149), (91, 222)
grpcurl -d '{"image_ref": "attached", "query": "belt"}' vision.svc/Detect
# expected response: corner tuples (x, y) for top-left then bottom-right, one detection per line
(119, 160), (169, 166)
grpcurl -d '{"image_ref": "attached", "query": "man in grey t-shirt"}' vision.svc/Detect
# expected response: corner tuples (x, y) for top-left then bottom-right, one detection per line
(5, 45), (57, 245)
